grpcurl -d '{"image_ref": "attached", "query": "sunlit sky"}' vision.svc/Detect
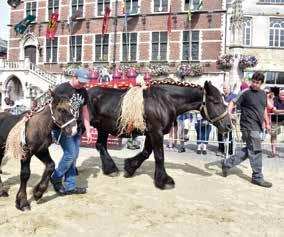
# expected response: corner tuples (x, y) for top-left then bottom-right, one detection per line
(0, 1), (10, 41)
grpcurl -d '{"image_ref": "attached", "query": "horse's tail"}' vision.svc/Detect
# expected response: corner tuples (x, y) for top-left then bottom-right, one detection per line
(3, 119), (28, 164)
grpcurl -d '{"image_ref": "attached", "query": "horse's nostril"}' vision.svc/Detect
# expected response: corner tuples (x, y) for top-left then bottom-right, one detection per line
(227, 124), (232, 130)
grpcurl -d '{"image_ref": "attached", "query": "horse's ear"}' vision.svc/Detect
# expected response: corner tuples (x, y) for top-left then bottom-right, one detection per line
(204, 81), (210, 91)
(48, 89), (60, 104)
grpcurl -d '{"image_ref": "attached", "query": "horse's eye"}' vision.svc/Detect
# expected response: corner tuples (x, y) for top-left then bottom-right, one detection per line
(58, 108), (65, 113)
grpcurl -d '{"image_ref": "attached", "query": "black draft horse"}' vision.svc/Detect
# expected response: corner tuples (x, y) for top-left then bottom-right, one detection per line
(0, 91), (78, 211)
(88, 79), (232, 189)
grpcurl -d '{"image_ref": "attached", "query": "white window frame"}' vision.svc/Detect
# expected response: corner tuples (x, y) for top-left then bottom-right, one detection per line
(153, 0), (169, 13)
(151, 31), (168, 61)
(25, 1), (37, 18)
(96, 0), (111, 17)
(242, 18), (252, 47)
(121, 32), (138, 61)
(69, 35), (82, 63)
(94, 34), (109, 62)
(125, 0), (140, 15)
(182, 30), (200, 61)
(269, 18), (284, 48)
(70, 0), (85, 19)
(46, 0), (60, 21)
(183, 0), (202, 11)
(45, 37), (58, 63)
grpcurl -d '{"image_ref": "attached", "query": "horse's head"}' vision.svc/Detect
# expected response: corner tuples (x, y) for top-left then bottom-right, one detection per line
(49, 90), (78, 137)
(200, 81), (232, 134)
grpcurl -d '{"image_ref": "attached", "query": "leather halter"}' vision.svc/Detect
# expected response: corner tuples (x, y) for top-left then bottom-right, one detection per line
(199, 90), (228, 123)
(49, 103), (77, 144)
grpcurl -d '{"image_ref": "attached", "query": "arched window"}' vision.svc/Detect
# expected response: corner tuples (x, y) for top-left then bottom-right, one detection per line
(242, 19), (252, 46)
(269, 19), (284, 47)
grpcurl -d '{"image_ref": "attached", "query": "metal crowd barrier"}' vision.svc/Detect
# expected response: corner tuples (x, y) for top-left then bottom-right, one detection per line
(164, 111), (284, 158)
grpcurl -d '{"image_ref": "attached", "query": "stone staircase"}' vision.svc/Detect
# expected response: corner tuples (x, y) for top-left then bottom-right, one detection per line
(0, 58), (57, 109)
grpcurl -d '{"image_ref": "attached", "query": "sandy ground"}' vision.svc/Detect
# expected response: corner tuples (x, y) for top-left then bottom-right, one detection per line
(0, 143), (284, 237)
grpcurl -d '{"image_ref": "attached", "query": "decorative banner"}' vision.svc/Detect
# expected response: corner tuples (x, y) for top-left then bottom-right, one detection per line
(46, 13), (59, 40)
(15, 15), (36, 34)
(102, 7), (111, 37)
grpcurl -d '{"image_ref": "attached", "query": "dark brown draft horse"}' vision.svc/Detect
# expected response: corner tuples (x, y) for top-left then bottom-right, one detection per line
(0, 91), (78, 211)
(88, 79), (232, 189)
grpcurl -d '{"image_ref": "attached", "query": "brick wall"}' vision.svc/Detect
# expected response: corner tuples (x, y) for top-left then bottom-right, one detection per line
(8, 0), (225, 74)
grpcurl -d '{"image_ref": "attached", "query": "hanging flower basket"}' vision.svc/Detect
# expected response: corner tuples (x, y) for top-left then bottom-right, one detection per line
(216, 54), (234, 70)
(146, 63), (170, 77)
(238, 55), (258, 70)
(176, 64), (203, 77)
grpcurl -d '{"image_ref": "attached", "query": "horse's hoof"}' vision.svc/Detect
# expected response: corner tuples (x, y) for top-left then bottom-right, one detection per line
(16, 203), (31, 212)
(106, 171), (119, 177)
(0, 190), (9, 197)
(33, 192), (43, 201)
(163, 183), (175, 190)
(124, 171), (132, 178)
(0, 169), (2, 174)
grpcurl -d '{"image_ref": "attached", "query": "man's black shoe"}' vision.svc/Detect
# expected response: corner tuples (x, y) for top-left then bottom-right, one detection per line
(178, 147), (186, 153)
(202, 150), (207, 155)
(251, 179), (272, 188)
(196, 150), (201, 154)
(64, 187), (87, 195)
(221, 160), (229, 177)
(50, 177), (65, 195)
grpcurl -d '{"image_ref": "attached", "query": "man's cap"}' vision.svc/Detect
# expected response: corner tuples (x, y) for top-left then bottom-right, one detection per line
(75, 67), (90, 83)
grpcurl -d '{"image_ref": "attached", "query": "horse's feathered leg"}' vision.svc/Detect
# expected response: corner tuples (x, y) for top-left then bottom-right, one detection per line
(16, 156), (31, 211)
(33, 149), (55, 201)
(149, 131), (175, 190)
(124, 135), (152, 177)
(0, 148), (8, 197)
(96, 129), (119, 176)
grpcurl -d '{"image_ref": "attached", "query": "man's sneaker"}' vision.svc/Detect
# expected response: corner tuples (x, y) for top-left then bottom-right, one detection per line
(64, 187), (87, 195)
(221, 160), (229, 177)
(251, 179), (272, 188)
(50, 176), (65, 195)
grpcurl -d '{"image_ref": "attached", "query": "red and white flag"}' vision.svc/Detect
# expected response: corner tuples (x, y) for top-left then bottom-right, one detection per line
(102, 7), (111, 37)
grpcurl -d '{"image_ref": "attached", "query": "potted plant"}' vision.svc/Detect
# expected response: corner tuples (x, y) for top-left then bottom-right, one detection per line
(238, 55), (258, 70)
(216, 54), (234, 70)
(146, 63), (170, 77)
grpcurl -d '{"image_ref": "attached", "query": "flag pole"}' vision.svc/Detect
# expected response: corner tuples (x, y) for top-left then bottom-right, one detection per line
(113, 0), (118, 66)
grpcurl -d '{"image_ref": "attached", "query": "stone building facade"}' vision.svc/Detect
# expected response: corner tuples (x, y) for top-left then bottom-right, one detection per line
(226, 0), (284, 88)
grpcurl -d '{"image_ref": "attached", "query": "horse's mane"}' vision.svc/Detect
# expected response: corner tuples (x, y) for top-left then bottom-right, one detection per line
(146, 78), (203, 89)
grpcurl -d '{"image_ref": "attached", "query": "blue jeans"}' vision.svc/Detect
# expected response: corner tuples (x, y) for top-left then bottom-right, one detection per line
(51, 130), (81, 191)
(195, 121), (212, 145)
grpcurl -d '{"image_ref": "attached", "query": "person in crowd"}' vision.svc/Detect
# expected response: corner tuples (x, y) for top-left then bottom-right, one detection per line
(194, 112), (212, 155)
(240, 79), (249, 91)
(167, 121), (178, 149)
(177, 112), (192, 153)
(216, 83), (237, 157)
(50, 67), (92, 195)
(270, 89), (284, 158)
(221, 72), (272, 188)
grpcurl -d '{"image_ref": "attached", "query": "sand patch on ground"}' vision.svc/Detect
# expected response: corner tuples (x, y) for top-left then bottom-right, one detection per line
(0, 145), (283, 237)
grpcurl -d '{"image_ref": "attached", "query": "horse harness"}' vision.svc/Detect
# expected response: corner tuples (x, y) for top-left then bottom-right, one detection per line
(199, 90), (228, 124)
(49, 102), (78, 144)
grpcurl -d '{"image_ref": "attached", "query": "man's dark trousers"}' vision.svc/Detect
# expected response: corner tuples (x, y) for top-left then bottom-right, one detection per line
(223, 130), (263, 181)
